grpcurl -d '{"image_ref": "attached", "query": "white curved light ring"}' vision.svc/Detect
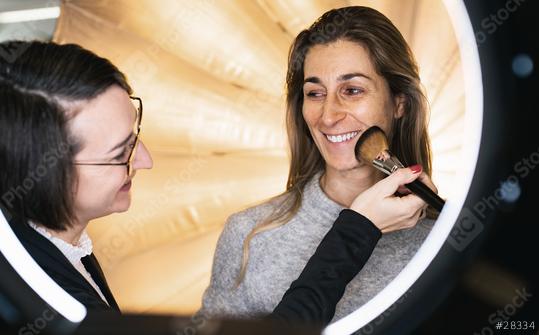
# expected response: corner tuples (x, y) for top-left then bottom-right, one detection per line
(0, 212), (87, 323)
(323, 1), (483, 334)
(0, 0), (481, 330)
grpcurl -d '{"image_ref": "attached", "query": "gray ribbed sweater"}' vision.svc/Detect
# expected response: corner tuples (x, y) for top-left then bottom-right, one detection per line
(200, 172), (434, 322)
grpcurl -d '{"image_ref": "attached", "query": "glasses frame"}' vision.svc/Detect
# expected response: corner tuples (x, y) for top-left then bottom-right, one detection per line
(73, 96), (143, 177)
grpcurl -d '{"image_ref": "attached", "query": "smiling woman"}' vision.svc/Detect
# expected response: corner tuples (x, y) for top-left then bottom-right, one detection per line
(200, 6), (439, 323)
(47, 0), (470, 317)
(302, 41), (407, 179)
(0, 41), (153, 310)
(4, 0), (536, 334)
(0, 37), (435, 327)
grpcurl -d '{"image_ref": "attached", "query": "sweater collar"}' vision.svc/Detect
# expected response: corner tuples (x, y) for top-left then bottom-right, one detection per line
(302, 171), (345, 219)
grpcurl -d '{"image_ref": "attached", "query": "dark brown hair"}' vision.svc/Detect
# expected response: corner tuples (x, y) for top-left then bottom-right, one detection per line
(0, 41), (132, 230)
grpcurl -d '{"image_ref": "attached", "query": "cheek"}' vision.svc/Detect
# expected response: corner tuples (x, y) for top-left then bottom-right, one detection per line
(372, 111), (393, 134)
(351, 100), (394, 133)
(302, 103), (321, 130)
(73, 171), (94, 203)
(74, 169), (127, 210)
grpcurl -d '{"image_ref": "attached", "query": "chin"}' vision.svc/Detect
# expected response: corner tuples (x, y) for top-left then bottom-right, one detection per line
(327, 158), (361, 172)
(112, 195), (132, 213)
(115, 205), (130, 213)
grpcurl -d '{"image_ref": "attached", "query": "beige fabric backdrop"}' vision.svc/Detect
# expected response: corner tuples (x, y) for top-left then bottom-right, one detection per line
(53, 0), (464, 315)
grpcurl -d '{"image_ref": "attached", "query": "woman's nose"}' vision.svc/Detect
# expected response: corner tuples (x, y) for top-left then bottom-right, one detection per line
(321, 96), (347, 126)
(133, 141), (153, 170)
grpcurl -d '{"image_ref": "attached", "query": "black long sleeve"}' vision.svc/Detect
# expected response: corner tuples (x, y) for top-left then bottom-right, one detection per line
(269, 209), (382, 325)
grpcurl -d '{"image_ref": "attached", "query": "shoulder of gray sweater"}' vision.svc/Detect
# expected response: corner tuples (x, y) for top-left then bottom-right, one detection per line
(415, 217), (436, 235)
(379, 217), (436, 245)
(222, 194), (287, 238)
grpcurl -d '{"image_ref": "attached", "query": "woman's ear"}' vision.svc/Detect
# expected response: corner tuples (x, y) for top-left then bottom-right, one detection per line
(394, 94), (406, 119)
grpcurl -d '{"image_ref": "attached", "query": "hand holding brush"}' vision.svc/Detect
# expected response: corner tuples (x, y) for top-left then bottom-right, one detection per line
(354, 126), (445, 212)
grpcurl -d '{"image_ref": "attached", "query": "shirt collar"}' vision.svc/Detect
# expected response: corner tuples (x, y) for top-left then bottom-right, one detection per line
(28, 221), (93, 265)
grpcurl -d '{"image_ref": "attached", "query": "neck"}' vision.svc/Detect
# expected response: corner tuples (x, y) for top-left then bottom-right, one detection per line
(46, 220), (88, 246)
(320, 163), (383, 207)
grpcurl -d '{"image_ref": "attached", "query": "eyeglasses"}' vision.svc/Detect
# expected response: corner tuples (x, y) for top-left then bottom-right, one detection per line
(73, 96), (143, 177)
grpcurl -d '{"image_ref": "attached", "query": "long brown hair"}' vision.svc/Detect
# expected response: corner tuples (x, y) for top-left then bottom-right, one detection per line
(237, 6), (434, 284)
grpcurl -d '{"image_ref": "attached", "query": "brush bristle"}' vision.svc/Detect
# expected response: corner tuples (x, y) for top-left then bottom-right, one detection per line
(354, 126), (389, 163)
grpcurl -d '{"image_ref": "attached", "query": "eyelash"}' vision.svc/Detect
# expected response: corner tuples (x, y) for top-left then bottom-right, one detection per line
(344, 87), (364, 95)
(114, 139), (136, 160)
(305, 87), (364, 99)
(306, 91), (324, 98)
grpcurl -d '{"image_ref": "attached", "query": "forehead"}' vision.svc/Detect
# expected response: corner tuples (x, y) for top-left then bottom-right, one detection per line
(69, 85), (135, 153)
(303, 40), (377, 78)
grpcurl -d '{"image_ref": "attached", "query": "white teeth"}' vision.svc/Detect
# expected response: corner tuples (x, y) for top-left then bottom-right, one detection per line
(325, 131), (359, 143)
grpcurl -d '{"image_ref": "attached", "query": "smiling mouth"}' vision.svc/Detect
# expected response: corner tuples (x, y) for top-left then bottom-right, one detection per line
(324, 131), (360, 143)
(120, 180), (132, 192)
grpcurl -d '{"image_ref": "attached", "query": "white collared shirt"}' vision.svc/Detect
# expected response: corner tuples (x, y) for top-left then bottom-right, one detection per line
(28, 222), (109, 306)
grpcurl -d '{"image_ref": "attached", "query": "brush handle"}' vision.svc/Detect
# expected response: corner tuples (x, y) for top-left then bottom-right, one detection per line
(405, 180), (445, 212)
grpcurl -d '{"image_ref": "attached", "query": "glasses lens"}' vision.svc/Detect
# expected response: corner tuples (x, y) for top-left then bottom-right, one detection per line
(126, 97), (142, 176)
(127, 136), (140, 176)
(131, 98), (141, 134)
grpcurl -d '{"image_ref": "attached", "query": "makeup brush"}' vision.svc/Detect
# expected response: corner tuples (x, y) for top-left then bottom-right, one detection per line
(355, 126), (445, 212)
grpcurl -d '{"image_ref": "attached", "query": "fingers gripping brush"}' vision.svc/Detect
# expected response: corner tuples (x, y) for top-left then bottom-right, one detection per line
(354, 126), (445, 212)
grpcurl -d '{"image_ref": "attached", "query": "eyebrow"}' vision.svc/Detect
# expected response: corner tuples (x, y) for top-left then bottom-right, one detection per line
(304, 72), (372, 84)
(107, 133), (134, 154)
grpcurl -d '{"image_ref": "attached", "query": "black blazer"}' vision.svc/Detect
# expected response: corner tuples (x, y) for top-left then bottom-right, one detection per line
(8, 216), (120, 312)
(8, 210), (381, 324)
(270, 209), (381, 324)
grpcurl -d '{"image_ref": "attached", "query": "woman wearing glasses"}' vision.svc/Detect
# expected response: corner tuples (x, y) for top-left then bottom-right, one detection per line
(1, 40), (428, 324)
(0, 41), (152, 310)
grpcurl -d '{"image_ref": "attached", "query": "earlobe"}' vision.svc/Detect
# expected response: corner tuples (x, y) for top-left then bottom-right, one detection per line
(394, 94), (406, 119)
